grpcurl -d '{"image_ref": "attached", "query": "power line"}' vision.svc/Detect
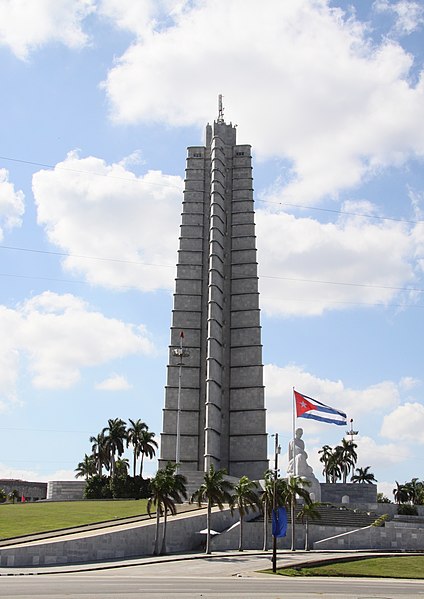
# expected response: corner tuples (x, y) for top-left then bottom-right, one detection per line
(1, 154), (422, 225)
(256, 199), (424, 225)
(1, 243), (423, 294)
(0, 155), (183, 190)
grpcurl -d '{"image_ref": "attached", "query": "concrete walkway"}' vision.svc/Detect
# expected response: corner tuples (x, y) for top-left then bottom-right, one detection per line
(1, 548), (423, 578)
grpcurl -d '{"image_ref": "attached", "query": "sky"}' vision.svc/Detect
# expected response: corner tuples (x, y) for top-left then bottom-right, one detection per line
(0, 0), (423, 500)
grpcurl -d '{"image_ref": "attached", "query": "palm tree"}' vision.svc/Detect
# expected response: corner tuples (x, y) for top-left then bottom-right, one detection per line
(393, 481), (411, 505)
(296, 501), (321, 550)
(190, 464), (234, 554)
(260, 472), (289, 551)
(318, 445), (333, 483)
(147, 462), (187, 555)
(351, 466), (377, 484)
(75, 454), (97, 481)
(325, 450), (342, 483)
(139, 429), (158, 478)
(90, 432), (108, 476)
(160, 463), (187, 554)
(405, 478), (424, 505)
(285, 476), (311, 551)
(126, 419), (148, 478)
(114, 457), (130, 476)
(231, 476), (259, 551)
(337, 439), (358, 483)
(8, 490), (19, 504)
(102, 418), (127, 477)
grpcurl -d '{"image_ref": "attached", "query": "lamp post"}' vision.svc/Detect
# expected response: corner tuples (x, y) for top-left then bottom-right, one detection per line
(272, 432), (281, 573)
(346, 418), (358, 443)
(172, 331), (190, 471)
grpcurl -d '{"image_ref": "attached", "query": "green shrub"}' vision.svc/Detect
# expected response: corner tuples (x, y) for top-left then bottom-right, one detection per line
(0, 488), (6, 503)
(397, 504), (418, 516)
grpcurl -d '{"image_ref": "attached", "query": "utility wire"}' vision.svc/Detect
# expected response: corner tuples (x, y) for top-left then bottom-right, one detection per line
(1, 154), (422, 225)
(1, 244), (423, 294)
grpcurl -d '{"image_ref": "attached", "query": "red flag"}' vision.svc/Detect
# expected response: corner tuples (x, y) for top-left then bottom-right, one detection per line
(21, 494), (26, 503)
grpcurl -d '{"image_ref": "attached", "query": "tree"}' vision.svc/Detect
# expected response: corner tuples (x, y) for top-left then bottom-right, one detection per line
(260, 472), (290, 551)
(337, 439), (358, 483)
(126, 419), (148, 478)
(377, 492), (391, 504)
(139, 429), (158, 478)
(102, 418), (127, 477)
(351, 466), (377, 484)
(296, 501), (321, 550)
(393, 481), (411, 505)
(325, 450), (342, 484)
(285, 476), (311, 551)
(0, 488), (6, 503)
(89, 432), (109, 477)
(160, 463), (187, 555)
(147, 462), (187, 556)
(190, 464), (234, 554)
(405, 478), (424, 505)
(318, 445), (333, 483)
(75, 454), (97, 481)
(231, 476), (259, 551)
(114, 457), (130, 476)
(8, 490), (19, 504)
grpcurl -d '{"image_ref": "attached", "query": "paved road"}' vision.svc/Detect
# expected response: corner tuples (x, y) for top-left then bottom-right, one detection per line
(1, 553), (424, 598)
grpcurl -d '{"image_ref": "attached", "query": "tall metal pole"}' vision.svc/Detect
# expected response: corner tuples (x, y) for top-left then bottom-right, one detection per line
(272, 432), (279, 573)
(172, 331), (189, 472)
(175, 338), (183, 469)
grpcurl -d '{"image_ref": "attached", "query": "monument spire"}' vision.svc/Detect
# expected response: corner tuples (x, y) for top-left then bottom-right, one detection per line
(159, 108), (268, 480)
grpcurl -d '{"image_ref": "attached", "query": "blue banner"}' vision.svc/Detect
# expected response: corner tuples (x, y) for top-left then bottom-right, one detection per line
(272, 506), (287, 537)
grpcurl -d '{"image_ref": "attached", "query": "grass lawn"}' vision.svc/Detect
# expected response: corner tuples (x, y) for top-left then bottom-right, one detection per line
(0, 500), (149, 540)
(274, 556), (424, 579)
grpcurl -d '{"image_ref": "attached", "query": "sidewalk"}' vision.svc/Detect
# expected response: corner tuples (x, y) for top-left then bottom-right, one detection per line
(1, 548), (418, 578)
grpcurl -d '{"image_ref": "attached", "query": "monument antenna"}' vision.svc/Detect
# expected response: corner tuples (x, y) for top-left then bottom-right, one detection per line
(217, 94), (224, 123)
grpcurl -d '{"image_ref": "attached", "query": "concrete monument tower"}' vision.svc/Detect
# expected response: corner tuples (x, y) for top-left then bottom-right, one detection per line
(159, 99), (268, 480)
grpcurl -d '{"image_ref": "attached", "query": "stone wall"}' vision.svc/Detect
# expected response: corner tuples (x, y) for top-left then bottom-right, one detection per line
(47, 481), (86, 501)
(0, 507), (239, 568)
(0, 479), (47, 501)
(320, 483), (377, 504)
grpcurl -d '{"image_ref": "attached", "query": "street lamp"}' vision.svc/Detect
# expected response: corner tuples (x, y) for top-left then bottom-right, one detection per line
(172, 331), (190, 470)
(346, 418), (359, 443)
(271, 433), (281, 573)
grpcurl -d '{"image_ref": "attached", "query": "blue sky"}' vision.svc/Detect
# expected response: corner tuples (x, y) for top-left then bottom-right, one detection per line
(0, 0), (423, 499)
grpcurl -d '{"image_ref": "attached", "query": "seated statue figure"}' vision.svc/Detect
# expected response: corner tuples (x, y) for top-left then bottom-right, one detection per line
(287, 427), (321, 501)
(287, 428), (314, 477)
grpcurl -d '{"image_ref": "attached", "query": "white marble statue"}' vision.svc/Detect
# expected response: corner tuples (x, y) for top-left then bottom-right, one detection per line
(287, 427), (321, 501)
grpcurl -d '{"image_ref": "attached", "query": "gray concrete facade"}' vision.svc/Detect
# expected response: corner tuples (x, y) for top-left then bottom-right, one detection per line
(47, 481), (86, 501)
(160, 118), (268, 480)
(320, 483), (377, 504)
(0, 479), (47, 502)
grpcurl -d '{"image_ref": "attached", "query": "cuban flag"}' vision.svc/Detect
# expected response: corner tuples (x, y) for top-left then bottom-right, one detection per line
(294, 390), (347, 426)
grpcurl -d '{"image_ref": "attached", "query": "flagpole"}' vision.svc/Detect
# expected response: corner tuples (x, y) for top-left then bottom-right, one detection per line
(292, 387), (296, 477)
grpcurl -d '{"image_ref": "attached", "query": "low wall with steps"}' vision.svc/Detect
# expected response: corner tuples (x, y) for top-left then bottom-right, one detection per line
(47, 481), (86, 501)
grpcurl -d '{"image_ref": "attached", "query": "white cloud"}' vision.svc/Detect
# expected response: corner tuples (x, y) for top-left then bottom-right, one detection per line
(374, 0), (424, 36)
(381, 401), (424, 443)
(0, 168), (24, 239)
(257, 205), (418, 316)
(32, 151), (182, 292)
(353, 435), (410, 469)
(95, 373), (132, 391)
(0, 0), (95, 60)
(103, 0), (424, 202)
(0, 464), (76, 482)
(264, 363), (402, 435)
(0, 291), (154, 401)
